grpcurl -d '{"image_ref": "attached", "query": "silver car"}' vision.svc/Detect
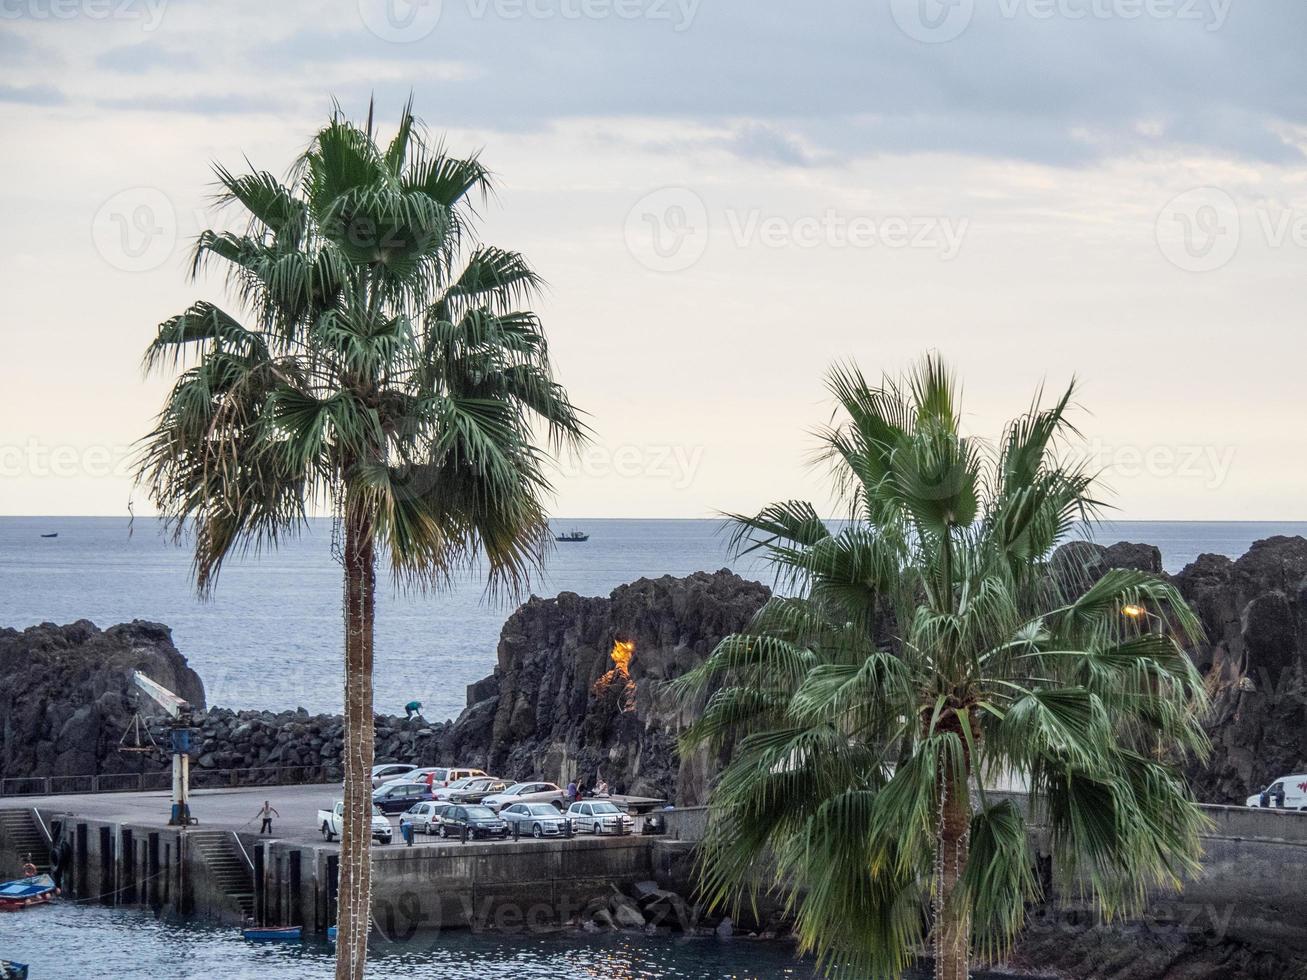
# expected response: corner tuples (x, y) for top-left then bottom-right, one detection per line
(480, 781), (566, 812)
(404, 801), (451, 835)
(500, 802), (570, 837)
(567, 800), (634, 835)
(370, 763), (418, 789)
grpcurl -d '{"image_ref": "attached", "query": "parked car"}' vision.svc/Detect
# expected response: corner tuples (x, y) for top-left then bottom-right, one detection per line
(438, 804), (510, 840)
(567, 800), (634, 835)
(370, 763), (418, 789)
(372, 781), (433, 814)
(500, 802), (570, 837)
(433, 775), (492, 801)
(1246, 774), (1307, 809)
(448, 778), (509, 804)
(384, 766), (443, 790)
(404, 801), (453, 835)
(435, 767), (488, 788)
(318, 801), (393, 844)
(480, 781), (566, 812)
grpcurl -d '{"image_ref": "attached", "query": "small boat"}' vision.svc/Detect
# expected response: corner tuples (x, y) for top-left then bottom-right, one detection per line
(0, 874), (55, 911)
(1, 961), (29, 979)
(556, 530), (589, 542)
(242, 925), (302, 942)
(40, 533), (57, 539)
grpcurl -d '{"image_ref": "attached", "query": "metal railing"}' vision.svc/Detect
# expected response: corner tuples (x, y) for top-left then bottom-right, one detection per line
(0, 765), (332, 798)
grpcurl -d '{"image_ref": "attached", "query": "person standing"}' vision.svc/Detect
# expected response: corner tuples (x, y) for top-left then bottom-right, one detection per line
(256, 800), (280, 834)
(566, 780), (578, 804)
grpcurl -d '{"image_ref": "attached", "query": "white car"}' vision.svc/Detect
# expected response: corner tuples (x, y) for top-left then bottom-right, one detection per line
(481, 781), (566, 812)
(501, 802), (570, 837)
(1246, 773), (1307, 809)
(318, 801), (393, 844)
(370, 763), (418, 789)
(567, 800), (634, 835)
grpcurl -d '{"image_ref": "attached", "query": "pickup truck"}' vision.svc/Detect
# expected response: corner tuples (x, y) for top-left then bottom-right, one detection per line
(318, 801), (393, 844)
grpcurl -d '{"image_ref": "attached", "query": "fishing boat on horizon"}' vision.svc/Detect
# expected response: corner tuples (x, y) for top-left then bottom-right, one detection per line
(39, 533), (57, 539)
(555, 530), (589, 542)
(0, 874), (55, 912)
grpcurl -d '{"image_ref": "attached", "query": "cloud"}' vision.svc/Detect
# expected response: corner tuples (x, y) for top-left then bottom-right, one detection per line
(95, 41), (196, 73)
(0, 83), (66, 105)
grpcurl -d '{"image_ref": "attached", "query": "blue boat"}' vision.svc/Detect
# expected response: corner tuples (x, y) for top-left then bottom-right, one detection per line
(0, 874), (55, 911)
(1, 961), (29, 979)
(242, 925), (302, 942)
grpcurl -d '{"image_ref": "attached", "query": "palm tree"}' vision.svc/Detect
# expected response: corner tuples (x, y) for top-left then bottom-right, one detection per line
(137, 101), (585, 980)
(677, 355), (1209, 980)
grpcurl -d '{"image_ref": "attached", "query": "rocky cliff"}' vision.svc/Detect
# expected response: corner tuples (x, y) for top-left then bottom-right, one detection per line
(0, 570), (769, 801)
(4, 540), (1305, 808)
(444, 569), (771, 804)
(1174, 535), (1307, 803)
(0, 620), (206, 779)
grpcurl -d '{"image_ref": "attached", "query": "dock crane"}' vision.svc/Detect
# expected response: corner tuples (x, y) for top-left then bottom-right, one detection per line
(131, 671), (198, 825)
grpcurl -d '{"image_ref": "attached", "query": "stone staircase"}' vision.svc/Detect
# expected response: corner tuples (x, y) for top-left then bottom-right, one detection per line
(187, 831), (254, 917)
(0, 808), (51, 873)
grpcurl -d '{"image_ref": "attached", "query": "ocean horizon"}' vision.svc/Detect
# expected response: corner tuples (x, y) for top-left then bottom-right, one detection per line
(3, 516), (1304, 722)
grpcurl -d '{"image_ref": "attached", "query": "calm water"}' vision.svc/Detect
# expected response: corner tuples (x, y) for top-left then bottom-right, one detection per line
(1, 517), (1303, 720)
(0, 903), (822, 980)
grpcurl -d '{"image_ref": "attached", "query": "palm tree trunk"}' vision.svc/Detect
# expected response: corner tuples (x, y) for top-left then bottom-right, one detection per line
(336, 500), (376, 980)
(935, 773), (972, 980)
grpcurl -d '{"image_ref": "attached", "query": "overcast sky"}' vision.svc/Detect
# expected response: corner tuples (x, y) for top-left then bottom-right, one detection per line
(2, 0), (1305, 520)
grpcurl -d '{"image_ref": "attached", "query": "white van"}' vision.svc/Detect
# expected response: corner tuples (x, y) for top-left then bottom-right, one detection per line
(1245, 774), (1307, 809)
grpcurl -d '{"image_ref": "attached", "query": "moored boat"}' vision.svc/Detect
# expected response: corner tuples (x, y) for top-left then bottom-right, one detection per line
(0, 874), (55, 912)
(242, 925), (302, 942)
(0, 960), (29, 979)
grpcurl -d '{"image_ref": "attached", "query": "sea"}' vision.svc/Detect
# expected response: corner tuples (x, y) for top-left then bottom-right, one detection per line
(0, 902), (1031, 979)
(1, 517), (1304, 723)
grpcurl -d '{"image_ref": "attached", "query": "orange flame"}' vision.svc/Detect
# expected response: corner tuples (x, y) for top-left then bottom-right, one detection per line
(610, 638), (634, 679)
(593, 638), (636, 711)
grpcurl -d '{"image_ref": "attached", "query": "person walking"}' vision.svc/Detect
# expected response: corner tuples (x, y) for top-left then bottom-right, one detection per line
(405, 699), (424, 720)
(256, 800), (280, 835)
(565, 780), (578, 804)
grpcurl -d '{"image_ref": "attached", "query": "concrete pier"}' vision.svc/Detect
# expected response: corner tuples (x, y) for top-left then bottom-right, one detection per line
(7, 784), (1307, 956)
(0, 784), (683, 934)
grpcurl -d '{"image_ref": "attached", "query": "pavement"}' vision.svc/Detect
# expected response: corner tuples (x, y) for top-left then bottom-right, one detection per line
(0, 785), (666, 848)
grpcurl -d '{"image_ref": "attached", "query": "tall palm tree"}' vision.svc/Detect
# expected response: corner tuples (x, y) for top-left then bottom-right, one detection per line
(677, 355), (1209, 980)
(137, 101), (585, 980)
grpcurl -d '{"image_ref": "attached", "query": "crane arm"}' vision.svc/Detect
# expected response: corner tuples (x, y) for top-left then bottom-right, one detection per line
(132, 671), (190, 720)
